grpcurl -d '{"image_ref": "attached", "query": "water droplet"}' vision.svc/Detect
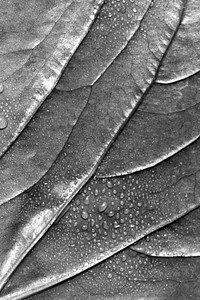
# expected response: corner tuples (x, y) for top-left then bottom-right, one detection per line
(76, 199), (81, 206)
(84, 196), (90, 205)
(120, 193), (124, 199)
(114, 221), (120, 229)
(124, 208), (129, 215)
(99, 247), (104, 253)
(107, 273), (112, 279)
(82, 224), (88, 231)
(0, 115), (8, 130)
(81, 211), (89, 220)
(108, 210), (114, 217)
(146, 236), (150, 242)
(102, 188), (106, 194)
(102, 220), (109, 230)
(98, 201), (108, 212)
(94, 189), (98, 196)
(106, 180), (113, 188)
(0, 83), (4, 93)
(98, 214), (102, 221)
(111, 232), (116, 239)
(91, 219), (95, 226)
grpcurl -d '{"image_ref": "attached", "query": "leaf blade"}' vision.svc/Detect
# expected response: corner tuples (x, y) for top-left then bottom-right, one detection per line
(2, 126), (200, 299)
(0, 0), (103, 157)
(157, 0), (200, 84)
(3, 249), (200, 300)
(96, 72), (200, 177)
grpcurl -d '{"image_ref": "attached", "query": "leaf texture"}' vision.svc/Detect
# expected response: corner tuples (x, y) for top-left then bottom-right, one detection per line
(0, 0), (184, 291)
(2, 1), (200, 300)
(96, 71), (200, 177)
(6, 249), (200, 300)
(0, 87), (90, 204)
(0, 0), (152, 202)
(157, 0), (200, 84)
(56, 0), (152, 91)
(131, 202), (200, 257)
(0, 0), (103, 158)
(1, 132), (200, 299)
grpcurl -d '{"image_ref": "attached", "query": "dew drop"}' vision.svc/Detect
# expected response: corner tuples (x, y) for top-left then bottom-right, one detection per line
(99, 247), (104, 253)
(98, 201), (108, 212)
(84, 196), (90, 205)
(98, 214), (103, 221)
(114, 221), (120, 229)
(106, 180), (113, 188)
(91, 219), (95, 226)
(120, 193), (124, 199)
(94, 189), (99, 196)
(81, 211), (89, 220)
(102, 188), (106, 194)
(124, 208), (129, 215)
(0, 83), (4, 94)
(108, 210), (114, 217)
(76, 199), (81, 206)
(111, 232), (116, 239)
(0, 115), (8, 130)
(107, 273), (112, 279)
(82, 224), (88, 231)
(103, 221), (109, 230)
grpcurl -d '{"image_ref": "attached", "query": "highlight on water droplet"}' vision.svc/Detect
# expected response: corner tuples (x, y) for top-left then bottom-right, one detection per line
(0, 115), (8, 130)
(0, 83), (4, 94)
(106, 180), (113, 188)
(98, 201), (108, 212)
(81, 211), (89, 220)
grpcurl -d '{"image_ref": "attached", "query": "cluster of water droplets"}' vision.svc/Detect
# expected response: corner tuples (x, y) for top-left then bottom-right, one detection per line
(58, 169), (168, 267)
(0, 83), (8, 130)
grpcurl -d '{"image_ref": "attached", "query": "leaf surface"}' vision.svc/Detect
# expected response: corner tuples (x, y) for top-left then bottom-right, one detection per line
(0, 0), (152, 202)
(0, 87), (90, 204)
(0, 0), (102, 157)
(57, 0), (200, 91)
(157, 0), (200, 83)
(4, 249), (200, 300)
(56, 0), (152, 91)
(0, 0), (184, 290)
(131, 202), (200, 257)
(96, 71), (200, 177)
(1, 136), (200, 299)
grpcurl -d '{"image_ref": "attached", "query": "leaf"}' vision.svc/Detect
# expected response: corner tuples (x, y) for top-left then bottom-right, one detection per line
(0, 86), (90, 204)
(131, 203), (200, 257)
(157, 0), (200, 84)
(0, 0), (184, 290)
(0, 0), (152, 202)
(96, 71), (200, 177)
(56, 0), (152, 91)
(5, 249), (200, 300)
(1, 135), (200, 299)
(57, 0), (199, 91)
(0, 0), (103, 158)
